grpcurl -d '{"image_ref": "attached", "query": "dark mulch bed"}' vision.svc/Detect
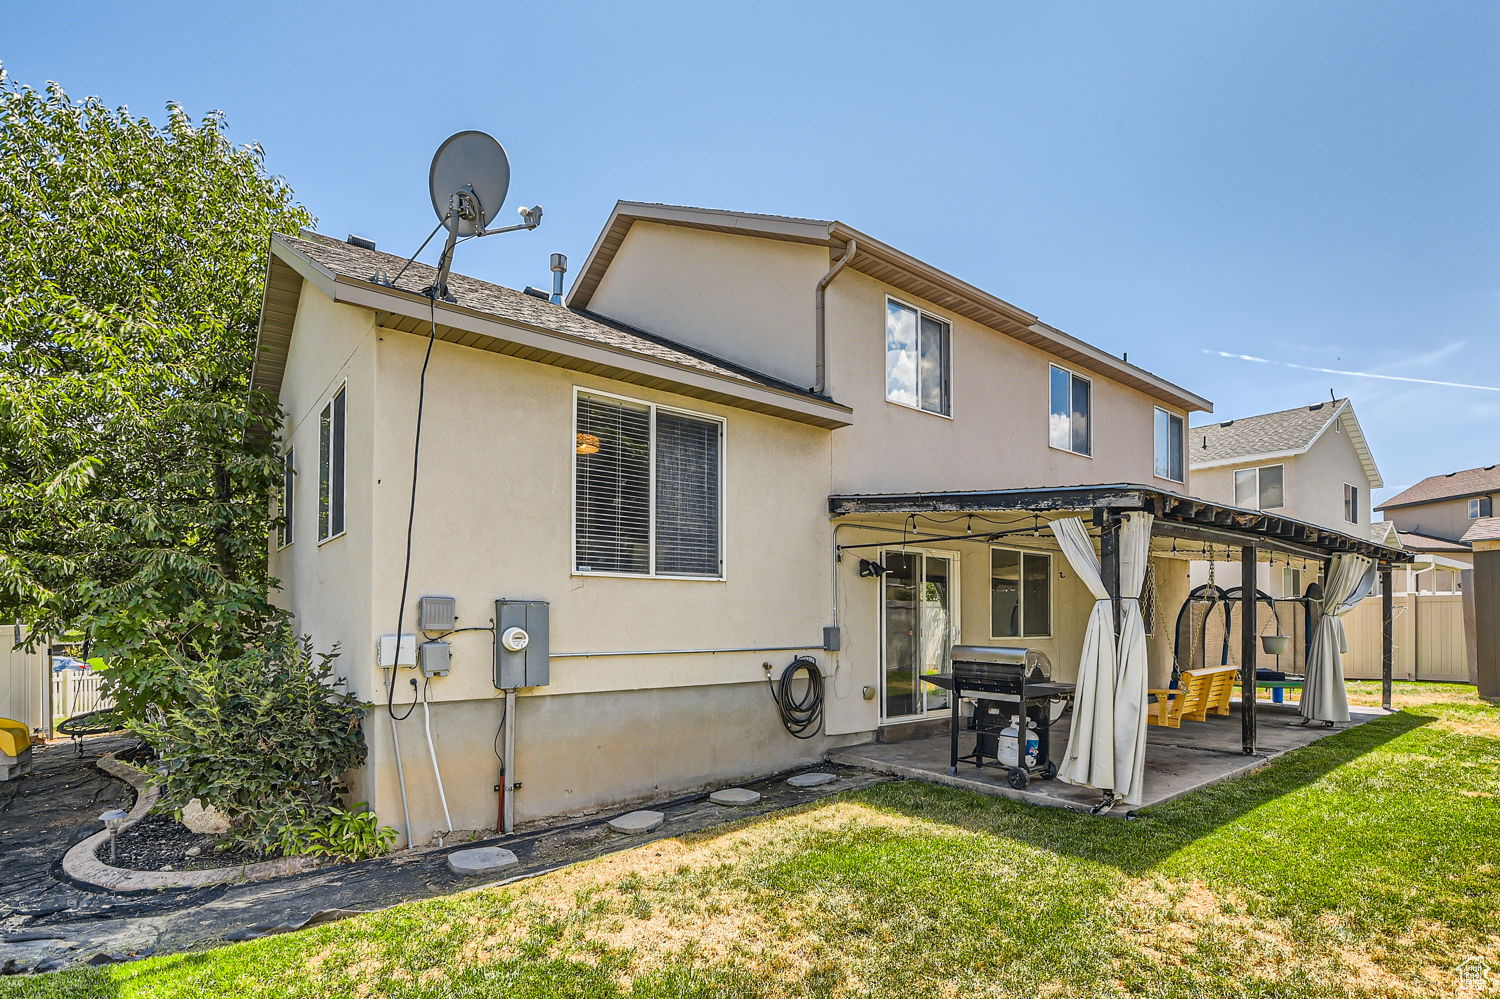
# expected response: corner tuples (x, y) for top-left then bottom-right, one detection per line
(99, 814), (280, 872)
(112, 740), (156, 765)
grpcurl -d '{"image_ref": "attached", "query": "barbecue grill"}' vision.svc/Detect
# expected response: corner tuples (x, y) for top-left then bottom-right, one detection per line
(921, 645), (1075, 789)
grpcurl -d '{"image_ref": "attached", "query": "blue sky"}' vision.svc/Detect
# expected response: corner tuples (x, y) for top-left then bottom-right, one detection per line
(8, 1), (1497, 501)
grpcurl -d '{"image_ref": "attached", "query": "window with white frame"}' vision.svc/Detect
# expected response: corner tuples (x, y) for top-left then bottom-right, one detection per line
(1154, 407), (1184, 481)
(1234, 463), (1283, 510)
(1048, 364), (1091, 456)
(277, 449), (294, 549)
(574, 391), (723, 577)
(318, 387), (346, 542)
(990, 547), (1051, 638)
(1344, 482), (1360, 524)
(885, 298), (950, 416)
(1469, 496), (1493, 519)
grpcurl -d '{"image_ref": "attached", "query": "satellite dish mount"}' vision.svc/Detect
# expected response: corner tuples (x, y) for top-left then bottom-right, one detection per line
(424, 130), (542, 302)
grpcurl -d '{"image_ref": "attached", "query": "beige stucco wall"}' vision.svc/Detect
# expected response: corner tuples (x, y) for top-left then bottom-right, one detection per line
(586, 222), (828, 389)
(1190, 421), (1373, 535)
(1383, 494), (1497, 545)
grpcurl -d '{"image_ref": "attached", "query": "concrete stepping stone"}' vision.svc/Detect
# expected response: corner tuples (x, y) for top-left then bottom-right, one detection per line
(447, 846), (519, 876)
(708, 787), (761, 806)
(787, 772), (837, 788)
(607, 809), (665, 834)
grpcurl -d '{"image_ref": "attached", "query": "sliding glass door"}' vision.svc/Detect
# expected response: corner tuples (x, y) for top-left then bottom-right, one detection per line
(880, 549), (958, 721)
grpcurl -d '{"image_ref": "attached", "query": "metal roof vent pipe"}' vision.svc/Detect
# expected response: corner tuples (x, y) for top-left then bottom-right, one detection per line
(550, 253), (567, 305)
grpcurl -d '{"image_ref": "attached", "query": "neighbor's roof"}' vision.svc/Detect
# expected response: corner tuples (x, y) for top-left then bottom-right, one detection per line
(1461, 517), (1500, 544)
(1188, 398), (1382, 487)
(566, 202), (1212, 414)
(1377, 464), (1500, 511)
(1396, 529), (1471, 553)
(252, 232), (853, 430)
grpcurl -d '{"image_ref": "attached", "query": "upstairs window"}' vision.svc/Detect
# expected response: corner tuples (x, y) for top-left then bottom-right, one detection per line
(1234, 463), (1284, 510)
(1154, 408), (1184, 482)
(1469, 497), (1493, 519)
(277, 449), (295, 549)
(318, 387), (346, 542)
(885, 298), (950, 416)
(1048, 364), (1091, 456)
(1344, 483), (1360, 524)
(990, 547), (1051, 638)
(575, 391), (723, 578)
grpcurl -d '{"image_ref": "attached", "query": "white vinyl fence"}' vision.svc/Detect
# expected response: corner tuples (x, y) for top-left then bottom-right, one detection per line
(52, 670), (113, 719)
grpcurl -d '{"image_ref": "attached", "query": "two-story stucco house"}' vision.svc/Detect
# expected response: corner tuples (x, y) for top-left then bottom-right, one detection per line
(1377, 464), (1500, 568)
(254, 202), (1406, 842)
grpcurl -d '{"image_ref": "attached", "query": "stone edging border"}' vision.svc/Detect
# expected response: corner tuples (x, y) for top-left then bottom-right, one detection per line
(61, 752), (318, 892)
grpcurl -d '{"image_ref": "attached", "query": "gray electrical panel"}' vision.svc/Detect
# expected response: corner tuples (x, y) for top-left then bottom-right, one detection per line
(494, 599), (549, 689)
(418, 640), (450, 677)
(418, 595), (457, 632)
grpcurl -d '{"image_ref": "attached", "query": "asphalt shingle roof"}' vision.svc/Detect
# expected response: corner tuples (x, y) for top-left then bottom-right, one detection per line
(281, 232), (827, 401)
(1462, 517), (1500, 544)
(1395, 530), (1472, 553)
(1189, 400), (1346, 466)
(1378, 464), (1500, 510)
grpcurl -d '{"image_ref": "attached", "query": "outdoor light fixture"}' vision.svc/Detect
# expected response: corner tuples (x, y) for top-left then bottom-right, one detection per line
(575, 432), (600, 455)
(99, 808), (129, 863)
(858, 559), (888, 578)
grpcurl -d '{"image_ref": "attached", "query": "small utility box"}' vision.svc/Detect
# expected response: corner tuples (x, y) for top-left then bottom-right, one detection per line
(494, 599), (549, 689)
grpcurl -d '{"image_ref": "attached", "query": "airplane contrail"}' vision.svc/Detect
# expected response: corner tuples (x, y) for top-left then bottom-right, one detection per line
(1203, 349), (1500, 392)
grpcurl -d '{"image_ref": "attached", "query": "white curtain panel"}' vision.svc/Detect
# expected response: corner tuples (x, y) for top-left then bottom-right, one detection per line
(1114, 512), (1154, 805)
(1049, 517), (1118, 793)
(1301, 553), (1376, 723)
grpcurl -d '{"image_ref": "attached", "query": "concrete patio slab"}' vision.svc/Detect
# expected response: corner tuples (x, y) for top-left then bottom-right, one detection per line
(830, 702), (1388, 813)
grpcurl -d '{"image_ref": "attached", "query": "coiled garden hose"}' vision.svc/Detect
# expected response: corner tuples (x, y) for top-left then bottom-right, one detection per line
(769, 656), (824, 739)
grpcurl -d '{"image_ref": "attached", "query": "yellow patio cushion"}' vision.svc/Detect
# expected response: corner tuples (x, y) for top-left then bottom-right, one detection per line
(0, 717), (29, 758)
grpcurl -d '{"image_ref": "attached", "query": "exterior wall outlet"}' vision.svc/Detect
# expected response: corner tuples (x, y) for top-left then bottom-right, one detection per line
(418, 640), (451, 678)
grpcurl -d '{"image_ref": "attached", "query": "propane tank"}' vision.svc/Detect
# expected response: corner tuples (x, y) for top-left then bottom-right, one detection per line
(997, 717), (1040, 767)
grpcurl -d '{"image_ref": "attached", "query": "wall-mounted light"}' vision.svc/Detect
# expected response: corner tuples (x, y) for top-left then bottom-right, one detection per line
(858, 559), (888, 578)
(575, 432), (600, 455)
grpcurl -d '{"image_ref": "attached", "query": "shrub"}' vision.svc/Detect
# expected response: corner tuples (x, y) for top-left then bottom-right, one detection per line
(129, 623), (391, 856)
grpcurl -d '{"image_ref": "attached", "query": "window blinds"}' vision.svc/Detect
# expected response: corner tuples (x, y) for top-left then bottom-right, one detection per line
(575, 393), (722, 576)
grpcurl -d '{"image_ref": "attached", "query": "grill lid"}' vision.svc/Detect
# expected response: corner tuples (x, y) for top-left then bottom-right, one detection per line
(949, 645), (1030, 666)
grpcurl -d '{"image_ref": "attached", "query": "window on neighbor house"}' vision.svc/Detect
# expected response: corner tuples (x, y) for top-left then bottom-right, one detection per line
(318, 387), (346, 542)
(990, 547), (1051, 638)
(885, 298), (950, 416)
(1282, 566), (1304, 599)
(574, 391), (723, 578)
(277, 449), (294, 549)
(1154, 408), (1184, 481)
(1469, 497), (1493, 519)
(1344, 483), (1360, 524)
(1234, 464), (1284, 510)
(1048, 364), (1091, 456)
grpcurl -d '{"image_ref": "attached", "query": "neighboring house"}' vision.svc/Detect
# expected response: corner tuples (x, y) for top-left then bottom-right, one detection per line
(1187, 399), (1381, 600)
(1376, 463), (1500, 568)
(254, 202), (1403, 843)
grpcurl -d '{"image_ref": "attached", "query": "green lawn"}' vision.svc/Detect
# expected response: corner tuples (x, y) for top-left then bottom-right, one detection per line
(13, 686), (1499, 998)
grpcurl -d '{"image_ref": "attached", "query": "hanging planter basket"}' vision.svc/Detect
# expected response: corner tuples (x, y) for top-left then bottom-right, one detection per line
(1261, 635), (1291, 655)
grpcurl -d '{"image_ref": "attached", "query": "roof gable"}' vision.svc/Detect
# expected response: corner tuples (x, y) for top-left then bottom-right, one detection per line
(1377, 463), (1500, 510)
(568, 201), (1212, 414)
(1188, 398), (1383, 488)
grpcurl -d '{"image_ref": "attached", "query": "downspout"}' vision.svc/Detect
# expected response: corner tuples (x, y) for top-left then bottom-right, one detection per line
(813, 239), (857, 396)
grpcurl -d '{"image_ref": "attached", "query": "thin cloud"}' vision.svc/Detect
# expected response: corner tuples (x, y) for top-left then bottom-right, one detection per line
(1203, 349), (1500, 392)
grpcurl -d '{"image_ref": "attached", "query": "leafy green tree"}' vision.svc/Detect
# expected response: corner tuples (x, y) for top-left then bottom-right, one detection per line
(0, 71), (313, 668)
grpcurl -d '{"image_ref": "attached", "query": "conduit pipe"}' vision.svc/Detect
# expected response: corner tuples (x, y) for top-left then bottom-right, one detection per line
(421, 686), (453, 843)
(813, 239), (856, 396)
(383, 670), (413, 847)
(502, 688), (517, 834)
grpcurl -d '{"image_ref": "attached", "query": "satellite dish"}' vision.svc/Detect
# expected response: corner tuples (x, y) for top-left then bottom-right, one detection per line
(428, 131), (511, 236)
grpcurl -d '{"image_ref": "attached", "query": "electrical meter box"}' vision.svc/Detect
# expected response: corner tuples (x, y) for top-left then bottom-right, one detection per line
(494, 599), (549, 689)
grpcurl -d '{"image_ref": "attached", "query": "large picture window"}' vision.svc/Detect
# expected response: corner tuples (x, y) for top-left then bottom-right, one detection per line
(318, 387), (345, 542)
(885, 298), (950, 416)
(1048, 364), (1091, 456)
(1234, 463), (1284, 511)
(1154, 407), (1184, 482)
(990, 547), (1051, 638)
(575, 391), (723, 578)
